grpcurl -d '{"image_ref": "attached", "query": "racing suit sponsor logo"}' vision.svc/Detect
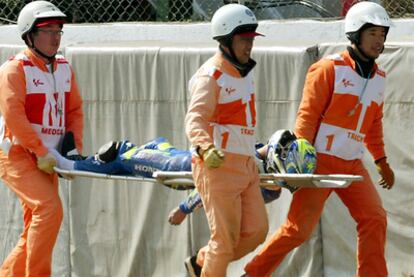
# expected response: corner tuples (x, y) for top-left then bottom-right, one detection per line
(33, 78), (44, 87)
(347, 131), (364, 142)
(341, 78), (354, 88)
(241, 128), (254, 135)
(225, 87), (236, 95)
(41, 127), (64, 135)
(134, 164), (156, 173)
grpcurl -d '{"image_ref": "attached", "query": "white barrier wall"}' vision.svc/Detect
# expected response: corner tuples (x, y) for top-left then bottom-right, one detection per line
(1, 18), (414, 46)
(0, 20), (413, 277)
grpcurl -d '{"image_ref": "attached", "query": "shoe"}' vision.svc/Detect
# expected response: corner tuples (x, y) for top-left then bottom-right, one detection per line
(60, 132), (86, 161)
(96, 141), (120, 163)
(184, 255), (201, 277)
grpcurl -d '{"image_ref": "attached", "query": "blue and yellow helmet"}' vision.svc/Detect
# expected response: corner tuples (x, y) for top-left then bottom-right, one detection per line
(284, 138), (317, 174)
(266, 130), (316, 174)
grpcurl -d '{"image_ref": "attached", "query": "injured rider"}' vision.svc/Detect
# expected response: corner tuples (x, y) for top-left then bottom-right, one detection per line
(52, 130), (316, 182)
(51, 129), (317, 215)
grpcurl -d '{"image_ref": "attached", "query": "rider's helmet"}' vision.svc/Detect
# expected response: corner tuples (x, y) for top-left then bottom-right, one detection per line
(284, 138), (317, 174)
(266, 130), (316, 175)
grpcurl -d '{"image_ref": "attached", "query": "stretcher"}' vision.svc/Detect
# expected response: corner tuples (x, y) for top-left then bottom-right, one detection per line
(54, 167), (363, 190)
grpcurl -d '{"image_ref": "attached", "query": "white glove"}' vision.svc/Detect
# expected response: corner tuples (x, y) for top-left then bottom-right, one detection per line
(37, 152), (57, 174)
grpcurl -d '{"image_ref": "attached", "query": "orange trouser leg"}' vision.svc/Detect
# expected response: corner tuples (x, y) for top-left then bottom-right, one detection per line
(0, 203), (33, 277)
(245, 154), (388, 277)
(336, 161), (387, 277)
(233, 176), (269, 261)
(244, 187), (330, 277)
(193, 154), (268, 277)
(0, 148), (63, 277)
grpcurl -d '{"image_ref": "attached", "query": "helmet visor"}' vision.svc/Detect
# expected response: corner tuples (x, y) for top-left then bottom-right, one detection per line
(36, 18), (65, 27)
(238, 31), (264, 38)
(233, 24), (264, 38)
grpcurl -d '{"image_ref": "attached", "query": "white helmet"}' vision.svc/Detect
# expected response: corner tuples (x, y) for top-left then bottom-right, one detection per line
(345, 2), (393, 35)
(17, 1), (66, 39)
(211, 4), (261, 40)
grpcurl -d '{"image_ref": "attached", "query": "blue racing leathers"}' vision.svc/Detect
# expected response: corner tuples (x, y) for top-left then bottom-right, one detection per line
(74, 137), (192, 178)
(74, 137), (281, 210)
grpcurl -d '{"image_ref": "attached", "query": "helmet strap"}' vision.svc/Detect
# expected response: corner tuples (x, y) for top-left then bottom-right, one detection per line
(27, 31), (57, 63)
(219, 44), (256, 77)
(347, 46), (375, 78)
(218, 37), (238, 61)
(32, 47), (56, 63)
(348, 34), (376, 62)
(355, 43), (374, 61)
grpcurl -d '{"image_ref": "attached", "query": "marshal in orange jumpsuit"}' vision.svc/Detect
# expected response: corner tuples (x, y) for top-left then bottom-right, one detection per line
(0, 48), (83, 276)
(185, 51), (268, 277)
(245, 49), (391, 277)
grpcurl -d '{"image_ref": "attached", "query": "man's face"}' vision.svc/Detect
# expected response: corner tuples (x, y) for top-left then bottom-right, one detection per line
(33, 24), (63, 57)
(232, 34), (254, 64)
(359, 26), (386, 59)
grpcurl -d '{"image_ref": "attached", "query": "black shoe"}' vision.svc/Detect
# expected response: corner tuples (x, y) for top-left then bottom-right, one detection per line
(96, 141), (120, 163)
(184, 255), (201, 277)
(60, 132), (86, 161)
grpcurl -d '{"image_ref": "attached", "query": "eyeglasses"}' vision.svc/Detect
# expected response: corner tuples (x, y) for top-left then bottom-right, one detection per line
(37, 29), (64, 36)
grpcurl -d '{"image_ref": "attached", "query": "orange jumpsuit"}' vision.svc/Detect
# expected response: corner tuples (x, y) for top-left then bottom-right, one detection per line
(0, 49), (83, 277)
(185, 52), (268, 277)
(245, 50), (388, 277)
